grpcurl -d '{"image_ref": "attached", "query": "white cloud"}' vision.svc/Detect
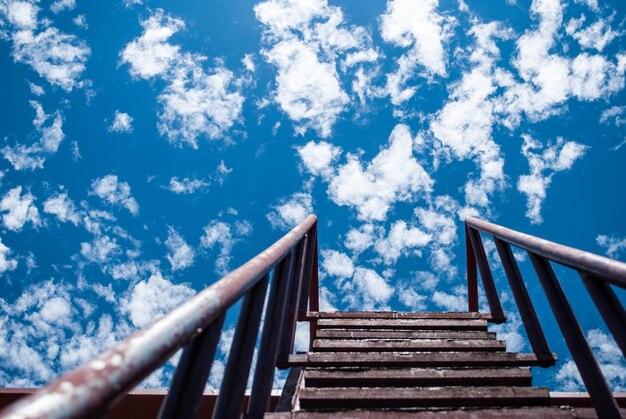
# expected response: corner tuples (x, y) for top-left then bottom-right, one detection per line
(80, 235), (120, 264)
(0, 186), (40, 231)
(566, 16), (618, 52)
(165, 177), (209, 194)
(344, 223), (375, 255)
(380, 0), (451, 103)
(596, 235), (626, 259)
(165, 227), (195, 271)
(120, 10), (245, 148)
(90, 175), (139, 215)
(43, 192), (80, 225)
(2, 101), (64, 171)
(600, 106), (626, 127)
(255, 0), (379, 137)
(267, 192), (313, 230)
(374, 220), (431, 265)
(0, 1), (90, 91)
(556, 329), (626, 391)
(415, 195), (459, 277)
(72, 14), (87, 29)
(342, 267), (393, 310)
(50, 0), (75, 14)
(109, 111), (134, 133)
(200, 219), (252, 275)
(326, 124), (432, 221)
(0, 237), (18, 274)
(121, 272), (195, 328)
(296, 140), (341, 177)
(432, 285), (467, 311)
(517, 135), (587, 224)
(320, 249), (354, 279)
(397, 281), (427, 311)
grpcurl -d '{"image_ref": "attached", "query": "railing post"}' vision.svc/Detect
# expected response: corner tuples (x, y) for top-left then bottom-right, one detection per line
(494, 239), (552, 362)
(212, 274), (270, 419)
(467, 227), (505, 323)
(246, 250), (296, 417)
(157, 313), (225, 419)
(580, 272), (626, 359)
(466, 224), (478, 312)
(297, 225), (317, 319)
(529, 254), (621, 418)
(308, 231), (319, 350)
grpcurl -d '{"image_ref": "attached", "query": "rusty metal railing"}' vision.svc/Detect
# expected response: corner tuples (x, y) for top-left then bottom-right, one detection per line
(465, 216), (626, 419)
(0, 215), (319, 419)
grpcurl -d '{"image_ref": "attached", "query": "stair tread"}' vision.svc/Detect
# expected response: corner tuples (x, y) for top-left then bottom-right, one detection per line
(312, 339), (506, 352)
(298, 386), (551, 409)
(287, 352), (557, 368)
(316, 330), (497, 340)
(317, 319), (488, 331)
(265, 407), (579, 418)
(308, 311), (493, 320)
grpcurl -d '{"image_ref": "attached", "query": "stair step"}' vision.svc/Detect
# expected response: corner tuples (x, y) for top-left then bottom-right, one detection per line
(312, 339), (506, 352)
(304, 367), (532, 388)
(316, 329), (497, 340)
(298, 386), (551, 410)
(265, 406), (578, 418)
(308, 311), (492, 320)
(316, 319), (488, 331)
(287, 352), (557, 368)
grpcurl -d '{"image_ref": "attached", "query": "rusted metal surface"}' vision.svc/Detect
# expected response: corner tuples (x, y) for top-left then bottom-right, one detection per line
(264, 407), (580, 418)
(466, 217), (626, 287)
(304, 367), (533, 388)
(315, 329), (497, 340)
(306, 311), (492, 319)
(529, 254), (621, 418)
(0, 215), (317, 419)
(312, 339), (506, 352)
(316, 318), (489, 331)
(466, 225), (479, 312)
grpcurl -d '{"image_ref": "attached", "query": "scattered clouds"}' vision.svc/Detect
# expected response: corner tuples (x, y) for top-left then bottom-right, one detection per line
(90, 175), (139, 215)
(0, 237), (18, 274)
(108, 111), (134, 134)
(43, 192), (80, 225)
(165, 227), (195, 271)
(374, 220), (431, 265)
(296, 141), (341, 178)
(380, 0), (452, 103)
(2, 101), (64, 171)
(320, 249), (354, 279)
(596, 234), (626, 259)
(200, 219), (252, 275)
(0, 0), (90, 91)
(0, 186), (40, 231)
(267, 192), (313, 230)
(565, 16), (618, 52)
(120, 10), (245, 148)
(517, 135), (587, 224)
(50, 0), (76, 14)
(165, 177), (209, 194)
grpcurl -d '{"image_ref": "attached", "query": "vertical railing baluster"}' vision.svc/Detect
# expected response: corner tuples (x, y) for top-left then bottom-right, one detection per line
(245, 250), (296, 417)
(157, 313), (225, 419)
(212, 274), (270, 419)
(278, 236), (309, 361)
(494, 239), (552, 360)
(580, 272), (626, 359)
(466, 225), (478, 312)
(529, 253), (620, 418)
(308, 231), (320, 350)
(297, 226), (317, 320)
(467, 228), (505, 323)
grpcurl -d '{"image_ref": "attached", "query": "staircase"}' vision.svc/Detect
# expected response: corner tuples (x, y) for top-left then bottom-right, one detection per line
(1, 215), (625, 419)
(269, 311), (622, 418)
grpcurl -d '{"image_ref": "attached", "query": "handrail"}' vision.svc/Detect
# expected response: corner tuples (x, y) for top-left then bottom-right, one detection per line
(0, 215), (319, 419)
(465, 216), (626, 419)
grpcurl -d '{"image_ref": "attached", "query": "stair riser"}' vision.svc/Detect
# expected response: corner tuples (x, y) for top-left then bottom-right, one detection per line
(316, 330), (497, 340)
(304, 376), (532, 387)
(299, 397), (550, 410)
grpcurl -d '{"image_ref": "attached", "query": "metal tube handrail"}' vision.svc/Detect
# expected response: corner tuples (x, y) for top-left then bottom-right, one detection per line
(466, 217), (626, 287)
(0, 215), (318, 419)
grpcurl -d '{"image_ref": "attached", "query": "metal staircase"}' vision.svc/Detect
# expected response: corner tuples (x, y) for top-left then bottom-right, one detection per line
(0, 215), (625, 418)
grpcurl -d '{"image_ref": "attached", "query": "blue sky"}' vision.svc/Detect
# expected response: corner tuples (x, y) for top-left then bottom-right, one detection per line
(0, 0), (625, 391)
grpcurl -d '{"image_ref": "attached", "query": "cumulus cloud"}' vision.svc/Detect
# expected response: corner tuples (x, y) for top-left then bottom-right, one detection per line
(320, 249), (354, 279)
(90, 175), (139, 215)
(200, 219), (252, 275)
(342, 267), (393, 310)
(517, 135), (587, 224)
(432, 285), (467, 311)
(120, 10), (245, 148)
(415, 195), (459, 277)
(344, 223), (375, 256)
(267, 192), (313, 231)
(50, 0), (75, 14)
(380, 0), (452, 103)
(374, 221), (431, 265)
(80, 235), (120, 265)
(326, 124), (432, 221)
(121, 272), (195, 328)
(165, 177), (209, 194)
(0, 237), (18, 274)
(296, 140), (341, 177)
(596, 235), (626, 259)
(565, 16), (618, 52)
(2, 101), (64, 171)
(43, 192), (80, 225)
(109, 111), (134, 133)
(0, 1), (90, 91)
(0, 186), (40, 231)
(556, 329), (626, 391)
(255, 0), (380, 137)
(165, 227), (195, 271)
